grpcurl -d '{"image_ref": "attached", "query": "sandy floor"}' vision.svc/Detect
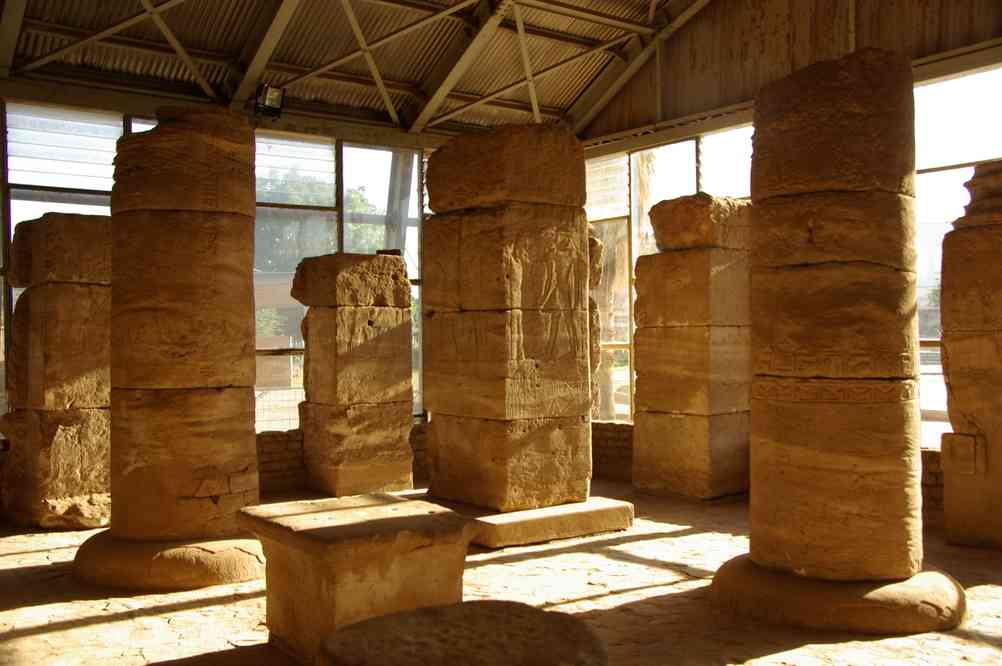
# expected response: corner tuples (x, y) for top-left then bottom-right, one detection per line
(2, 481), (1001, 665)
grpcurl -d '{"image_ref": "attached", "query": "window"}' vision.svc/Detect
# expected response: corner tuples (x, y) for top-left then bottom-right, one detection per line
(699, 125), (753, 198)
(630, 140), (698, 261)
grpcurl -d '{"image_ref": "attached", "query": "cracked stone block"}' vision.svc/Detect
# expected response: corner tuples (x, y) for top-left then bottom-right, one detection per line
(299, 401), (413, 496)
(8, 213), (111, 289)
(422, 203), (588, 312)
(750, 377), (922, 581)
(427, 413), (591, 512)
(302, 306), (411, 408)
(635, 249), (749, 328)
(941, 225), (1002, 333)
(110, 387), (258, 541)
(752, 48), (915, 200)
(291, 253), (411, 308)
(649, 193), (751, 251)
(426, 124), (585, 213)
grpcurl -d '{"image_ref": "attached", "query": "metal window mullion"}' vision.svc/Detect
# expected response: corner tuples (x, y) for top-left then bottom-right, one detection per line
(1, 101), (12, 367)
(258, 201), (339, 213)
(626, 159), (635, 423)
(335, 138), (345, 251)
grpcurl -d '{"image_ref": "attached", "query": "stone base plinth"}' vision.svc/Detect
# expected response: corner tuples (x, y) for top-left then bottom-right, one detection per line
(711, 555), (965, 634)
(72, 529), (264, 591)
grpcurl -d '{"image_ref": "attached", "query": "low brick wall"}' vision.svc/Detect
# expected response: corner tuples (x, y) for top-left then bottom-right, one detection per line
(922, 447), (943, 512)
(411, 421), (429, 483)
(593, 421), (632, 483)
(256, 429), (307, 494)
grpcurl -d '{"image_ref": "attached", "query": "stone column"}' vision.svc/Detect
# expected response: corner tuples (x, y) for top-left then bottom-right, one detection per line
(291, 252), (414, 495)
(633, 194), (751, 499)
(422, 124), (592, 512)
(74, 107), (264, 590)
(711, 49), (964, 633)
(587, 226), (604, 419)
(0, 213), (111, 528)
(941, 160), (1002, 547)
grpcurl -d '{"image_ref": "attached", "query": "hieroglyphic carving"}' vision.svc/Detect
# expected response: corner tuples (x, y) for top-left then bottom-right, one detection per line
(755, 347), (916, 378)
(752, 378), (918, 403)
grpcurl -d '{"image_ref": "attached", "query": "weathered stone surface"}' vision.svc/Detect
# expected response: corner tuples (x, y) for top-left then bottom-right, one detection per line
(752, 49), (915, 199)
(634, 326), (750, 415)
(589, 296), (601, 417)
(470, 496), (634, 548)
(633, 411), (749, 499)
(427, 414), (591, 512)
(635, 249), (749, 328)
(426, 124), (585, 213)
(941, 226), (1002, 333)
(8, 214), (111, 289)
(238, 494), (475, 664)
(588, 225), (605, 289)
(302, 306), (412, 407)
(650, 193), (751, 251)
(9, 284), (111, 411)
(113, 107), (255, 217)
(941, 432), (1002, 548)
(291, 253), (411, 308)
(110, 387), (258, 541)
(0, 408), (110, 529)
(422, 204), (588, 312)
(112, 209), (255, 389)
(750, 377), (922, 581)
(942, 330), (1002, 437)
(752, 192), (916, 270)
(299, 401), (413, 496)
(752, 264), (918, 379)
(424, 309), (589, 419)
(712, 555), (965, 634)
(959, 162), (1002, 227)
(321, 600), (609, 666)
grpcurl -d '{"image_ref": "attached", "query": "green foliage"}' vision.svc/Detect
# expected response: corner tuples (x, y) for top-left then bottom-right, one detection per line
(256, 307), (284, 336)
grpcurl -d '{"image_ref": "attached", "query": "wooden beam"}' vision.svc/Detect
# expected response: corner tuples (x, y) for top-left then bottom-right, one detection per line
(517, 0), (654, 35)
(512, 3), (541, 123)
(409, 0), (513, 133)
(0, 0), (28, 78)
(19, 0), (190, 74)
(568, 0), (713, 135)
(339, 0), (400, 125)
(231, 0), (303, 107)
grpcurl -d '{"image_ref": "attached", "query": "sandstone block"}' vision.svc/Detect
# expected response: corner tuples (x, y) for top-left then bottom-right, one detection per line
(7, 284), (110, 411)
(752, 49), (915, 199)
(752, 264), (918, 379)
(0, 408), (110, 529)
(422, 204), (588, 312)
(291, 253), (411, 308)
(299, 401), (413, 496)
(649, 193), (751, 251)
(633, 411), (749, 499)
(941, 432), (1002, 548)
(941, 225), (1002, 333)
(238, 494), (475, 664)
(112, 210), (255, 389)
(469, 496), (634, 548)
(635, 249), (749, 327)
(588, 225), (605, 289)
(634, 326), (750, 415)
(302, 306), (411, 407)
(750, 377), (922, 581)
(752, 192), (916, 270)
(942, 330), (1002, 439)
(9, 214), (111, 288)
(423, 309), (589, 419)
(427, 414), (591, 512)
(426, 124), (585, 213)
(110, 387), (258, 541)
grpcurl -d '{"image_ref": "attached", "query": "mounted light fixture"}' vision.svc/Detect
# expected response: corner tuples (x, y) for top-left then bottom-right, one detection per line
(254, 84), (285, 119)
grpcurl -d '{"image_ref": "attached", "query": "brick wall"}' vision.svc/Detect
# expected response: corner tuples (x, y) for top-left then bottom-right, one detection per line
(411, 421), (428, 483)
(256, 429), (307, 494)
(592, 421), (632, 482)
(922, 447), (944, 512)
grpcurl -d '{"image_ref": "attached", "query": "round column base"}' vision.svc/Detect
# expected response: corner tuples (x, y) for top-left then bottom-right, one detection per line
(711, 554), (965, 634)
(73, 529), (265, 591)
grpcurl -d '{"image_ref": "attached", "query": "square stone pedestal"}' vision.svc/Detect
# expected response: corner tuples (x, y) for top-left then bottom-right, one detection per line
(238, 494), (475, 664)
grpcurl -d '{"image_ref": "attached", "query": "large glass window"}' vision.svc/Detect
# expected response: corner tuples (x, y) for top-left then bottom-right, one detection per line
(699, 125), (753, 198)
(630, 140), (698, 261)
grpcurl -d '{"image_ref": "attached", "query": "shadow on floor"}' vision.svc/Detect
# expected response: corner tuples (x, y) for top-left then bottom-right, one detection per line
(0, 560), (113, 612)
(149, 644), (298, 666)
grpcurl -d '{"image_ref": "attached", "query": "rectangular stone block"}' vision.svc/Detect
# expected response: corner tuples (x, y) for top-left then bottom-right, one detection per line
(752, 49), (915, 199)
(465, 496), (634, 548)
(422, 204), (588, 312)
(426, 124), (585, 213)
(291, 253), (411, 308)
(9, 214), (111, 289)
(0, 408), (110, 529)
(238, 494), (474, 665)
(302, 306), (411, 407)
(941, 432), (1002, 548)
(941, 225), (1002, 333)
(942, 330), (1002, 439)
(635, 249), (749, 327)
(7, 284), (111, 411)
(649, 193), (751, 251)
(634, 326), (750, 415)
(752, 264), (918, 379)
(423, 309), (589, 419)
(427, 414), (591, 512)
(299, 401), (413, 496)
(752, 192), (916, 271)
(633, 411), (749, 499)
(750, 377), (922, 581)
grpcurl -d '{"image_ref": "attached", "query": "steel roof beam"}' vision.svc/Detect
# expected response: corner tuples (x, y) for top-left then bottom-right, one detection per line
(517, 0), (654, 35)
(339, 0), (400, 125)
(139, 0), (217, 100)
(231, 0), (303, 107)
(512, 2), (541, 123)
(0, 0), (28, 78)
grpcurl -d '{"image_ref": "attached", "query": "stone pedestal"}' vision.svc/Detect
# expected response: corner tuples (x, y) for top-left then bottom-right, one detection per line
(0, 213), (111, 528)
(293, 253), (414, 495)
(941, 160), (1002, 548)
(633, 194), (751, 499)
(711, 48), (963, 632)
(74, 107), (263, 590)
